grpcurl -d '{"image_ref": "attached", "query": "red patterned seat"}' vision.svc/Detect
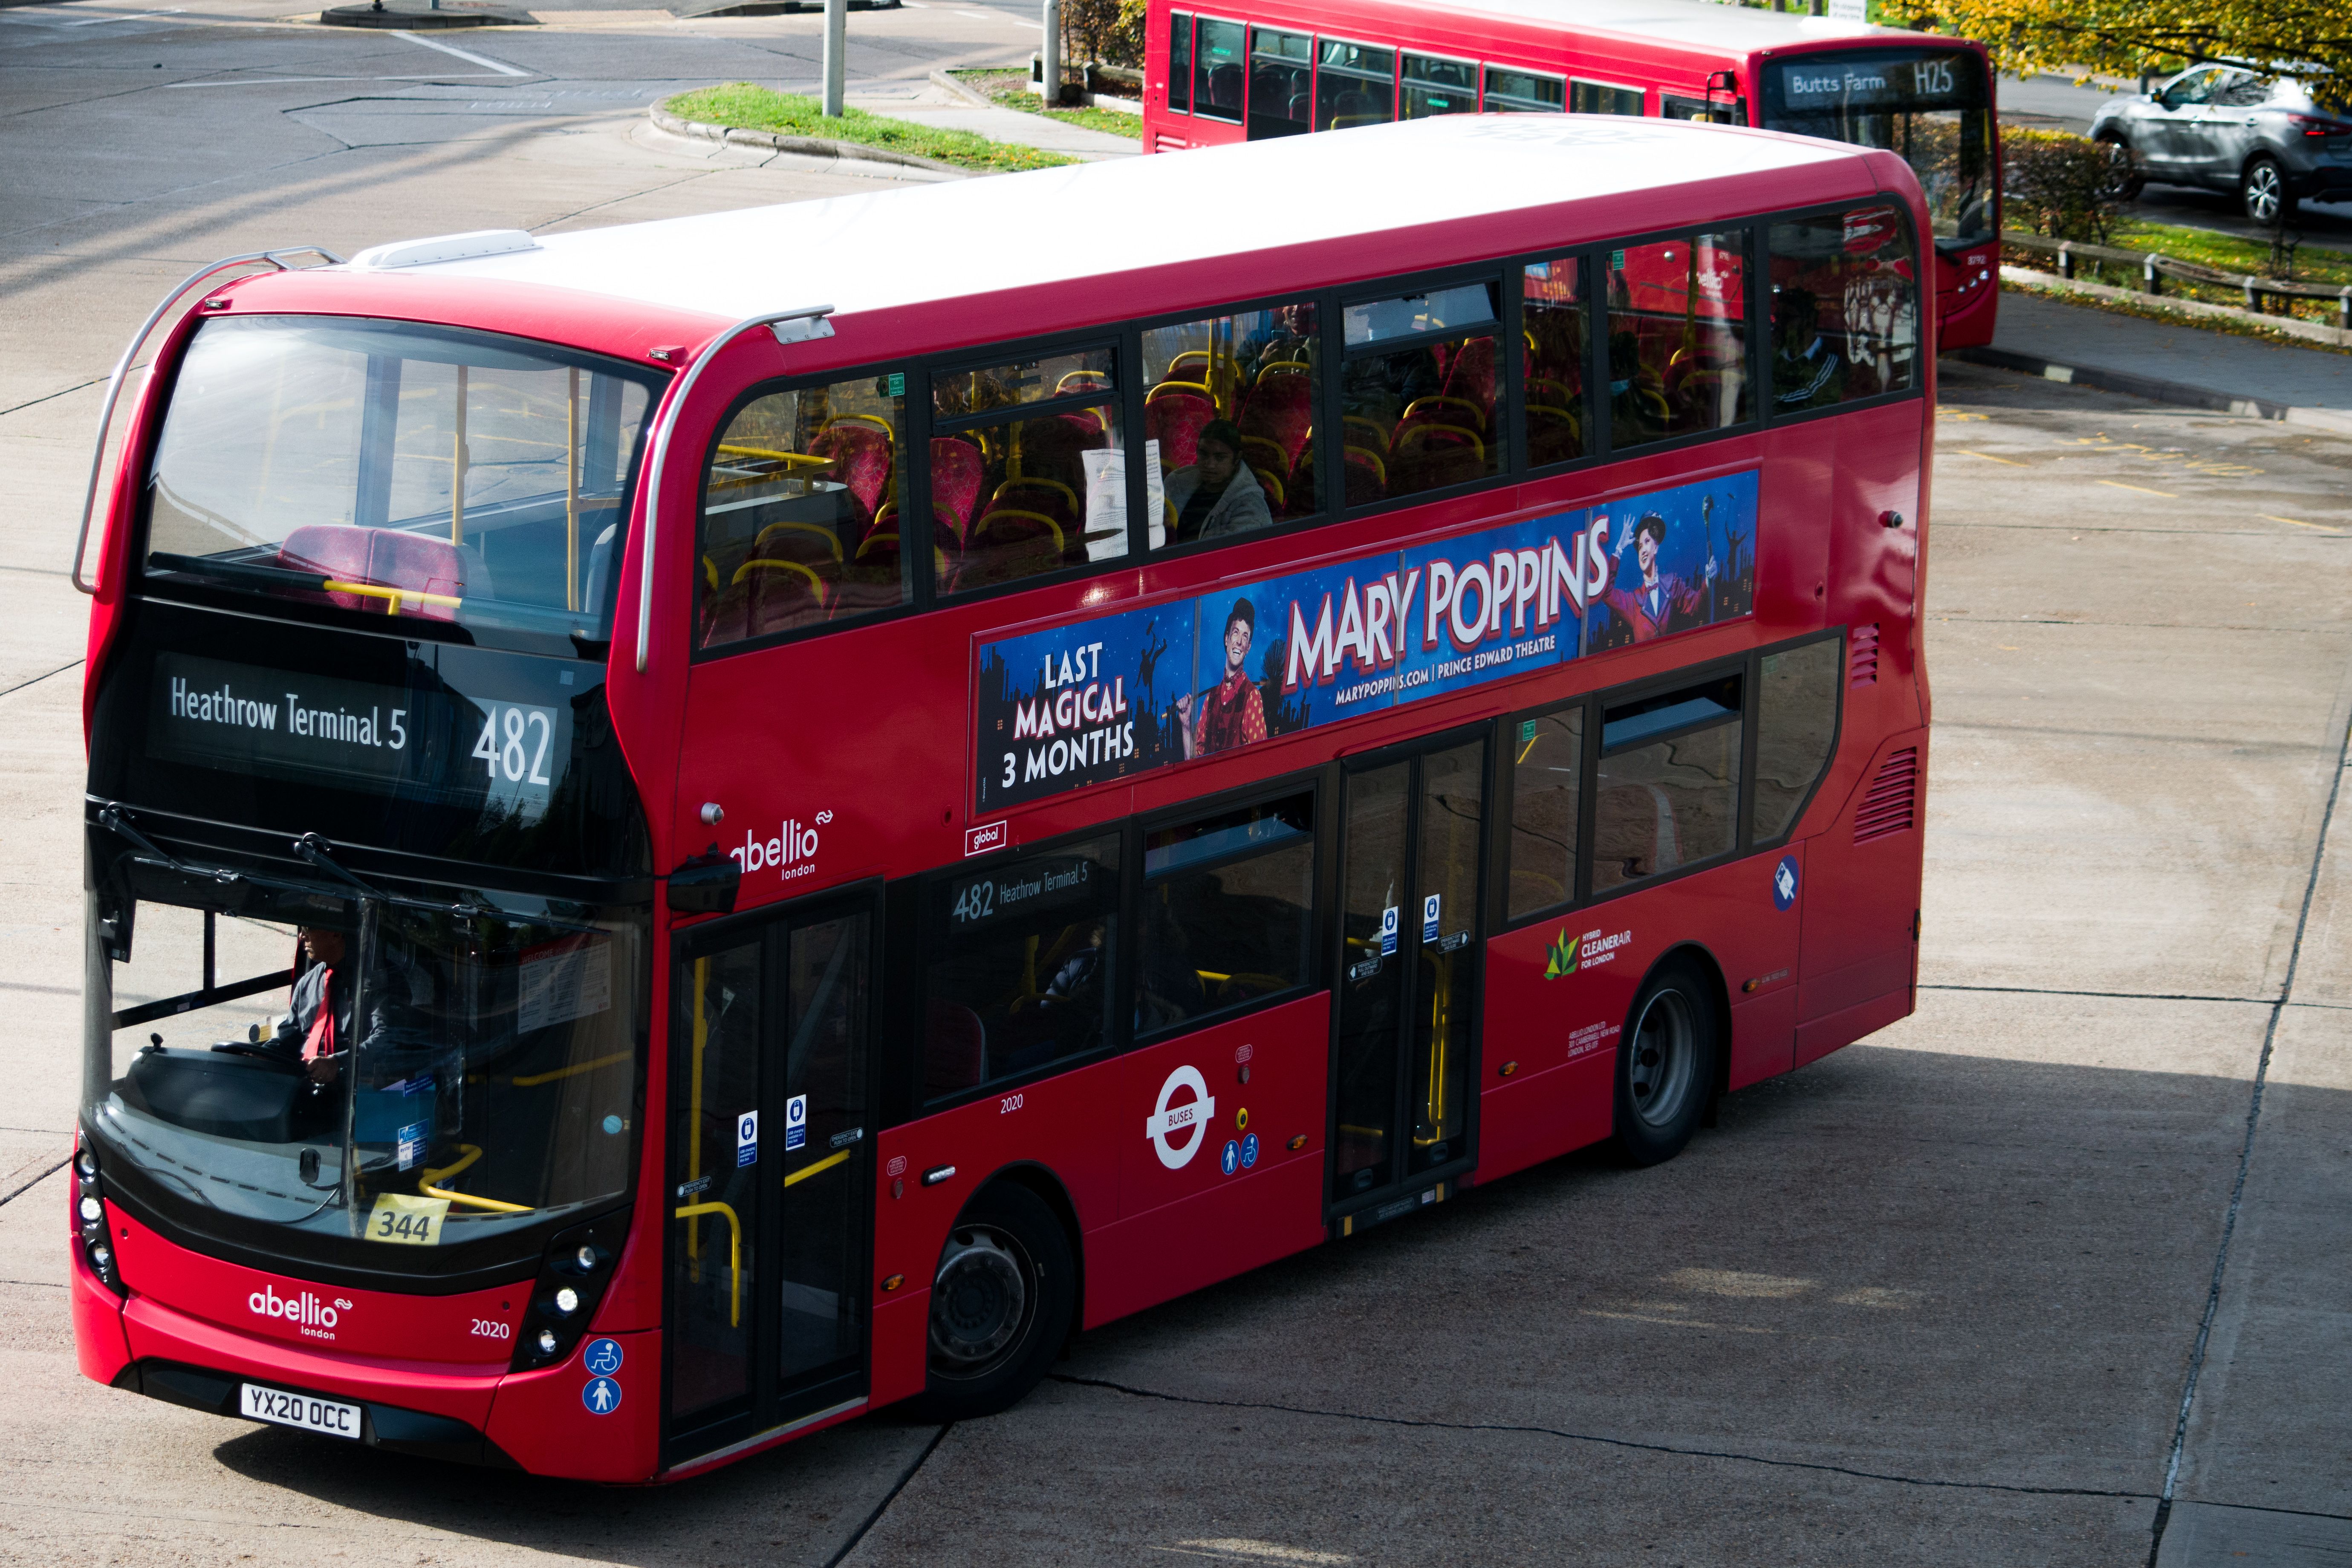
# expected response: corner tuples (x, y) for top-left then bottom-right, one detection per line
(278, 525), (470, 621)
(808, 420), (893, 524)
(1238, 370), (1313, 465)
(1146, 392), (1214, 470)
(1442, 336), (1497, 418)
(929, 436), (986, 549)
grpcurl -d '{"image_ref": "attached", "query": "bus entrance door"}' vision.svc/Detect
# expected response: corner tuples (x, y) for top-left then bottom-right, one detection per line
(665, 891), (877, 1463)
(1329, 732), (1487, 1232)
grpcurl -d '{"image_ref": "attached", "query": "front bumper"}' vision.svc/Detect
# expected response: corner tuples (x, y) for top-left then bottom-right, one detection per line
(116, 1358), (520, 1467)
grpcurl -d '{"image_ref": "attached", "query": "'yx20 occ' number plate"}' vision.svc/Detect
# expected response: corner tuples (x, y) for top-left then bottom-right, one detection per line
(240, 1383), (361, 1440)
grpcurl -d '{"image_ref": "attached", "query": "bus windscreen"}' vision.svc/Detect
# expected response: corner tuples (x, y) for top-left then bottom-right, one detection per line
(1760, 50), (1993, 248)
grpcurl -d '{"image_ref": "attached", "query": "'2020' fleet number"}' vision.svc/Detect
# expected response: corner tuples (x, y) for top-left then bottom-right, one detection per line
(472, 705), (554, 788)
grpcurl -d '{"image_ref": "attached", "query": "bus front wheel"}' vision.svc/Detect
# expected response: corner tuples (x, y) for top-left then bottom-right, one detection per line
(1611, 962), (1719, 1167)
(917, 1180), (1075, 1421)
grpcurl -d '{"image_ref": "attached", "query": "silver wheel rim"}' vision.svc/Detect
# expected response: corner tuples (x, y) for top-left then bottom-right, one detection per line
(2247, 165), (2281, 223)
(928, 1227), (1032, 1376)
(1627, 988), (1698, 1130)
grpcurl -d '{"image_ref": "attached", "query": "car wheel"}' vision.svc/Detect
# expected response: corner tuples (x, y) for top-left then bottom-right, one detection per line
(2242, 156), (2296, 225)
(913, 1180), (1075, 1421)
(1610, 960), (1719, 1168)
(2095, 130), (2144, 200)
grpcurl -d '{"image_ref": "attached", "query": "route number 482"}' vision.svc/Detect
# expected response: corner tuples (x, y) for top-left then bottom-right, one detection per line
(473, 705), (554, 787)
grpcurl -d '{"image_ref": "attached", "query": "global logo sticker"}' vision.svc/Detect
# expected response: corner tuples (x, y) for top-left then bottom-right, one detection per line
(1144, 1064), (1216, 1170)
(1772, 854), (1799, 911)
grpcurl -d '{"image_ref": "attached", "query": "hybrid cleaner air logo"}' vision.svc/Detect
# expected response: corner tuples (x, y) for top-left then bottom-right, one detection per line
(248, 1285), (353, 1340)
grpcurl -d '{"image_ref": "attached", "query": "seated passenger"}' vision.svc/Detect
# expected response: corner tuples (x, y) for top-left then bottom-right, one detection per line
(1040, 924), (1105, 1008)
(1771, 286), (1846, 412)
(1164, 421), (1272, 542)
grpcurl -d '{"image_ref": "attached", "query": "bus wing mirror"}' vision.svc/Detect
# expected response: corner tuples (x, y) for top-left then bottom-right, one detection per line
(1706, 70), (1737, 94)
(667, 848), (741, 915)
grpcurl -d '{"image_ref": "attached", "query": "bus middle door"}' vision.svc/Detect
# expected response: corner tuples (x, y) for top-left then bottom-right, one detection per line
(1329, 729), (1488, 1234)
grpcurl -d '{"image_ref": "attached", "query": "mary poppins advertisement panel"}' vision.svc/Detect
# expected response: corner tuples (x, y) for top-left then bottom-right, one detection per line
(973, 469), (1758, 814)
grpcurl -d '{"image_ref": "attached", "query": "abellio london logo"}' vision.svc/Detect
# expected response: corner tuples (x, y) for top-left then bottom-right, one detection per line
(248, 1284), (353, 1340)
(731, 809), (833, 883)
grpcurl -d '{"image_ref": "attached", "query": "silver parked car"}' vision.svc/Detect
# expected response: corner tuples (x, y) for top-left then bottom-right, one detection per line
(2089, 64), (2352, 223)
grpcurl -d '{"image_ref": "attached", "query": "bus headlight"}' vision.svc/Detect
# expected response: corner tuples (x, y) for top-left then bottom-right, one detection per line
(508, 1209), (632, 1374)
(73, 1136), (126, 1298)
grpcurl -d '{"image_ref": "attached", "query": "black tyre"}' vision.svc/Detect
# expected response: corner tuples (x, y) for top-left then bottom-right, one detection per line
(914, 1180), (1075, 1421)
(1610, 960), (1719, 1167)
(2242, 156), (2296, 225)
(2095, 131), (2144, 201)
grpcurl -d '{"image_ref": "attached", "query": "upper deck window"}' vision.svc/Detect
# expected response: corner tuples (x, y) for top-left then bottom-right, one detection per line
(1248, 27), (1312, 139)
(1318, 40), (1393, 129)
(1571, 79), (1646, 116)
(1342, 280), (1504, 505)
(1400, 54), (1476, 119)
(1483, 66), (1563, 113)
(934, 349), (1128, 594)
(1169, 11), (1191, 113)
(1521, 255), (1586, 467)
(1768, 204), (1919, 412)
(1144, 301), (1320, 542)
(1605, 231), (1751, 450)
(1760, 49), (1993, 245)
(696, 373), (909, 650)
(1193, 17), (1245, 122)
(144, 316), (657, 650)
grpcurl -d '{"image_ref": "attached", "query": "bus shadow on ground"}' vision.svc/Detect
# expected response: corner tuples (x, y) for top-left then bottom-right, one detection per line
(203, 1033), (2340, 1567)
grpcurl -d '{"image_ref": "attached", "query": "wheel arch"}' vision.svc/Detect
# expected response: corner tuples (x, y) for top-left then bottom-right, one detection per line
(959, 1159), (1086, 1345)
(1638, 941), (1734, 1109)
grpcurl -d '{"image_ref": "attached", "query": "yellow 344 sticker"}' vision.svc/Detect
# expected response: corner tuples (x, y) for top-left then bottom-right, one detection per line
(367, 1193), (451, 1246)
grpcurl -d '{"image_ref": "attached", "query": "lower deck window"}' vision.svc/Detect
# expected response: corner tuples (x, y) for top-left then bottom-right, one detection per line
(1140, 792), (1315, 1034)
(922, 835), (1120, 1099)
(1592, 676), (1741, 892)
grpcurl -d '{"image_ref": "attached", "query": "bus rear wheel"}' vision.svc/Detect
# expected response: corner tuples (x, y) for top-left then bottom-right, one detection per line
(916, 1181), (1074, 1421)
(1611, 961), (1718, 1167)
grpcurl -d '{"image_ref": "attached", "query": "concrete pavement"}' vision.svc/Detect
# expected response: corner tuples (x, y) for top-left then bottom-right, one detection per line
(6, 6), (2352, 1560)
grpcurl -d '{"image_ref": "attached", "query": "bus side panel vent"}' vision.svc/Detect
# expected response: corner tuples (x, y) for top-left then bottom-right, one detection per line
(1848, 623), (1881, 687)
(1853, 747), (1919, 845)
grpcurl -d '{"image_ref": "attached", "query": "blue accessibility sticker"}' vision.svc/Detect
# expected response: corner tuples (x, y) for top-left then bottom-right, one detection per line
(582, 1375), (623, 1416)
(1772, 855), (1800, 911)
(1220, 1139), (1240, 1176)
(582, 1337), (624, 1377)
(1240, 1132), (1259, 1169)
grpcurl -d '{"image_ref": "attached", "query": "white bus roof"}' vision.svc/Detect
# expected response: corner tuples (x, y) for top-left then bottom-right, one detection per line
(346, 115), (1890, 326)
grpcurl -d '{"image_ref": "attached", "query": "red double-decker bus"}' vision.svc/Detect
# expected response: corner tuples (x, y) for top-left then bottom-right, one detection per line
(71, 112), (1928, 1481)
(1146, 0), (2000, 349)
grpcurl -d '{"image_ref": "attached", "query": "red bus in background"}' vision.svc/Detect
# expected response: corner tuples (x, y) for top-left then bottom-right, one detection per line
(1145, 0), (2000, 349)
(71, 114), (1927, 1482)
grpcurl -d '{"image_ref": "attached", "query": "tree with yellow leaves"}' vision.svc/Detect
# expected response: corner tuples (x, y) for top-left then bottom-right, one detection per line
(1875, 0), (2348, 87)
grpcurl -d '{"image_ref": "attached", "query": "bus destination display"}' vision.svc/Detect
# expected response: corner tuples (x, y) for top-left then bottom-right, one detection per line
(1768, 51), (1982, 115)
(974, 470), (1757, 811)
(148, 652), (569, 821)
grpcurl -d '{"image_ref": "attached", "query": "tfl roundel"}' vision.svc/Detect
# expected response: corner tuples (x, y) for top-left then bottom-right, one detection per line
(1144, 1065), (1217, 1170)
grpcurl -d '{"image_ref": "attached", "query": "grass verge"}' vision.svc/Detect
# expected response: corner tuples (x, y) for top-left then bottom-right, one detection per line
(2109, 219), (2352, 288)
(663, 83), (1075, 173)
(951, 67), (1143, 139)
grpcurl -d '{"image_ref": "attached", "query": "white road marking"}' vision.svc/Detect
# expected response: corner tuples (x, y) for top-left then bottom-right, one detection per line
(66, 7), (183, 22)
(390, 29), (529, 75)
(165, 73), (512, 85)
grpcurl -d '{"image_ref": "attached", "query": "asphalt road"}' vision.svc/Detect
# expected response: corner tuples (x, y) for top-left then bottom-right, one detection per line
(5, 6), (2352, 1565)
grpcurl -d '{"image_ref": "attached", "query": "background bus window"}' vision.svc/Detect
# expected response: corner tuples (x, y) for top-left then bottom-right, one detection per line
(1193, 17), (1244, 122)
(1341, 280), (1503, 505)
(1483, 66), (1563, 113)
(1248, 28), (1312, 139)
(1751, 639), (1841, 841)
(1521, 256), (1586, 468)
(1760, 50), (1994, 248)
(1318, 40), (1394, 129)
(933, 349), (1126, 593)
(1400, 54), (1476, 119)
(1593, 675), (1742, 893)
(1508, 706), (1583, 918)
(1144, 301), (1320, 540)
(923, 835), (1121, 1100)
(697, 374), (907, 649)
(1661, 92), (1734, 124)
(1767, 205), (1919, 413)
(1571, 79), (1645, 116)
(1169, 11), (1191, 113)
(1605, 231), (1749, 451)
(1139, 792), (1315, 1034)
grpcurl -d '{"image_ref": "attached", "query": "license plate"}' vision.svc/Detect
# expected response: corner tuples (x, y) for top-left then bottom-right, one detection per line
(239, 1383), (362, 1441)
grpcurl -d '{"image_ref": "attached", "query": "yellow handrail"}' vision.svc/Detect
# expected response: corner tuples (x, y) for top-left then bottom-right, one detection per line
(783, 1149), (850, 1189)
(322, 579), (463, 615)
(417, 1144), (534, 1213)
(510, 1050), (631, 1088)
(673, 1201), (742, 1325)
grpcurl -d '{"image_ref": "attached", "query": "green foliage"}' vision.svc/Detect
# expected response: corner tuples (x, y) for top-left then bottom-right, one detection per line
(1876, 0), (2349, 87)
(663, 84), (1076, 173)
(2000, 126), (2131, 245)
(953, 69), (1143, 139)
(1059, 0), (1146, 69)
